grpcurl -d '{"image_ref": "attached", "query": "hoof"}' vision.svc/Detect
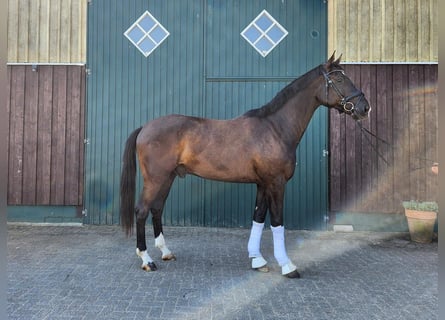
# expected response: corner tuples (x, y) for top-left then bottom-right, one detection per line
(284, 269), (301, 279)
(141, 262), (157, 272)
(162, 253), (176, 261)
(255, 265), (270, 273)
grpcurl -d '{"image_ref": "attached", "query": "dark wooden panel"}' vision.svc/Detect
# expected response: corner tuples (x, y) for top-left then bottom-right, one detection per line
(65, 67), (83, 204)
(36, 66), (53, 204)
(8, 66), (25, 204)
(22, 66), (39, 204)
(330, 64), (438, 215)
(50, 66), (68, 204)
(7, 65), (85, 206)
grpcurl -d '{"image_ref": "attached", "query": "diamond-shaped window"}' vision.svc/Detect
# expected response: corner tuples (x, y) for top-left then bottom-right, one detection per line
(124, 11), (169, 57)
(241, 10), (288, 57)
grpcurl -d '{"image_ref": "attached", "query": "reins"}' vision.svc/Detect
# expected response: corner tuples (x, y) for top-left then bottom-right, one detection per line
(356, 121), (390, 165)
(356, 121), (437, 170)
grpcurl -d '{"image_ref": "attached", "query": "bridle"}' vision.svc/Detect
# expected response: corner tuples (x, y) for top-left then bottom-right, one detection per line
(322, 69), (365, 115)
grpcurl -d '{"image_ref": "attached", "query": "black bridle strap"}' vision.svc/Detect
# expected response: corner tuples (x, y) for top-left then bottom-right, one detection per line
(322, 70), (364, 113)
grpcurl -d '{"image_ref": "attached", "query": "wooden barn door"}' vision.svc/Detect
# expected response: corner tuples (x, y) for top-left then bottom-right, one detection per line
(7, 65), (86, 222)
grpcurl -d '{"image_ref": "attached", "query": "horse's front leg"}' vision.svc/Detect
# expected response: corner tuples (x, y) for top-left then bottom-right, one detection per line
(268, 183), (300, 278)
(248, 185), (269, 272)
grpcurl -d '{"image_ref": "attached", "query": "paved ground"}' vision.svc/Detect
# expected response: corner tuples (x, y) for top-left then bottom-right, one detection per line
(7, 224), (438, 320)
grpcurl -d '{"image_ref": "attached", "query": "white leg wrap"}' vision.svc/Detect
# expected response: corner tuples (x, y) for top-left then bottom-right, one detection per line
(247, 221), (265, 258)
(251, 256), (268, 269)
(271, 225), (290, 267)
(281, 261), (298, 276)
(136, 248), (153, 265)
(155, 233), (172, 258)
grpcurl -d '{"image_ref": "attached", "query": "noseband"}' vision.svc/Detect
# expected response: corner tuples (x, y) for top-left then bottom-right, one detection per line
(322, 69), (365, 114)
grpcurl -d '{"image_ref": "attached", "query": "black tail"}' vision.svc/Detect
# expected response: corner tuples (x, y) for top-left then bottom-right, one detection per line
(120, 127), (143, 236)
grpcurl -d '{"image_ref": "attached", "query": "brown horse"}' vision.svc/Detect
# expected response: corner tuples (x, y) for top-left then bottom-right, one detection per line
(120, 53), (370, 278)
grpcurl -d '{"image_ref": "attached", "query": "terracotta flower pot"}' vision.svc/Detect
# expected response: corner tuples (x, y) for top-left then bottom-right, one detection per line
(404, 209), (437, 243)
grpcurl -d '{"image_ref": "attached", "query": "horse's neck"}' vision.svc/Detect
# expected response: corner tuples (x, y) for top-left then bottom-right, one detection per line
(268, 83), (321, 149)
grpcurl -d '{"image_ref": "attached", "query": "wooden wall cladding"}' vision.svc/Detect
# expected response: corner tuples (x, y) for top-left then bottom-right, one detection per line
(7, 0), (87, 63)
(329, 64), (438, 214)
(7, 65), (85, 206)
(328, 0), (438, 62)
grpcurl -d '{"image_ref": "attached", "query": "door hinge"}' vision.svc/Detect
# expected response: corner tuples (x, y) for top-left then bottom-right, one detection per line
(82, 209), (88, 216)
(86, 68), (92, 76)
(84, 138), (90, 145)
(322, 149), (329, 157)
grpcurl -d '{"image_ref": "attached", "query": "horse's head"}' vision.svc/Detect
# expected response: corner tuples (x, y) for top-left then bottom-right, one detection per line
(319, 53), (371, 121)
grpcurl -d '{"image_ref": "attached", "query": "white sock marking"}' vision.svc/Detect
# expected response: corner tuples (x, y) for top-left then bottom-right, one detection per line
(136, 248), (153, 265)
(155, 233), (172, 258)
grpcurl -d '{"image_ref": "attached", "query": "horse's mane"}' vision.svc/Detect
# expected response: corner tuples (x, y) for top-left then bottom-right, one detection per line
(243, 64), (332, 118)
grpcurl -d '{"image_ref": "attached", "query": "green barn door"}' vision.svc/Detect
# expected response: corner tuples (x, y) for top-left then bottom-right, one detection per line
(85, 0), (205, 225)
(85, 0), (327, 229)
(203, 0), (328, 229)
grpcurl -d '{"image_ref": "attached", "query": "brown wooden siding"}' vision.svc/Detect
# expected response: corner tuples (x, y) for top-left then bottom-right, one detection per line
(329, 64), (438, 215)
(7, 65), (85, 205)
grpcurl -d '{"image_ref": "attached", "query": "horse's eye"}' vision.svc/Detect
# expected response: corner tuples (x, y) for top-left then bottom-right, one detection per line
(336, 76), (344, 83)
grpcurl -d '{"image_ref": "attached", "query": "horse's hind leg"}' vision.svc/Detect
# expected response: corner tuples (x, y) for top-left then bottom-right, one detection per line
(248, 185), (269, 272)
(152, 173), (176, 261)
(135, 199), (157, 272)
(135, 174), (174, 271)
(152, 207), (176, 261)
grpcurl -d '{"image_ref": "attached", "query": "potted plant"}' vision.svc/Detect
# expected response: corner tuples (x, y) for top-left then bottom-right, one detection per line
(402, 200), (438, 243)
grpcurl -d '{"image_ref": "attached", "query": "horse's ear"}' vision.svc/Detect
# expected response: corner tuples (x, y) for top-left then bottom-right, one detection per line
(327, 51), (336, 64)
(325, 51), (336, 70)
(334, 53), (342, 65)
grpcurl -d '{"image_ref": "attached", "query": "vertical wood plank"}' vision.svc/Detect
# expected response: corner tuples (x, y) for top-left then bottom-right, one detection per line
(424, 65), (438, 200)
(7, 0), (19, 61)
(8, 66), (26, 204)
(376, 65), (394, 211)
(17, 0), (30, 62)
(64, 66), (81, 205)
(407, 65), (422, 200)
(78, 66), (86, 205)
(50, 66), (67, 204)
(22, 66), (39, 204)
(27, 0), (40, 61)
(392, 65), (409, 208)
(49, 0), (61, 62)
(59, 0), (71, 62)
(36, 66), (53, 204)
(39, 0), (50, 61)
